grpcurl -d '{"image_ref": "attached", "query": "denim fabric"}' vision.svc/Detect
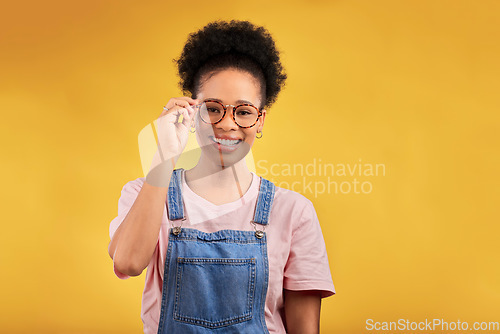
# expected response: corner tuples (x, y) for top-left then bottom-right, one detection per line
(158, 168), (275, 333)
(167, 168), (184, 220)
(252, 177), (275, 226)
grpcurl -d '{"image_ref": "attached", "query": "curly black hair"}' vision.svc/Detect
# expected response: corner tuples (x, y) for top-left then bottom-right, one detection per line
(173, 20), (287, 109)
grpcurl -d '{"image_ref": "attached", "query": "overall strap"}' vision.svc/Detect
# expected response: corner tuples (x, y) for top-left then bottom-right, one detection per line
(252, 177), (276, 226)
(166, 168), (185, 221)
(167, 169), (276, 238)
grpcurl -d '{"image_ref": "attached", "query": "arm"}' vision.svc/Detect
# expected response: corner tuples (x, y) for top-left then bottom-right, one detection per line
(108, 96), (197, 277)
(107, 167), (172, 277)
(283, 289), (322, 334)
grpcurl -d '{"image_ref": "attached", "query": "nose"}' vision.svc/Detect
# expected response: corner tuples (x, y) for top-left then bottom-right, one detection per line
(214, 106), (239, 130)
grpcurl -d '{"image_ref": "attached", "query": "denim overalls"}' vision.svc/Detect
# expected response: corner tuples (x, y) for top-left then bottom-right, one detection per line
(157, 168), (276, 333)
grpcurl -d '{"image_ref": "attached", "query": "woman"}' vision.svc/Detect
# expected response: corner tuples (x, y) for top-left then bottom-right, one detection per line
(108, 20), (335, 334)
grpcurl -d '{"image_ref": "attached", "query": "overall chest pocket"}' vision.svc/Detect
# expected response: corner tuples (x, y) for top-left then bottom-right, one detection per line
(173, 257), (257, 329)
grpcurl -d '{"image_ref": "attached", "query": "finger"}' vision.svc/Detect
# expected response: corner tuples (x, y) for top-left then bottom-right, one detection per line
(186, 103), (199, 123)
(165, 98), (195, 110)
(174, 96), (200, 105)
(178, 107), (190, 123)
(170, 99), (194, 113)
(177, 107), (193, 129)
(160, 103), (187, 117)
(160, 104), (177, 118)
(180, 108), (193, 128)
(159, 105), (187, 124)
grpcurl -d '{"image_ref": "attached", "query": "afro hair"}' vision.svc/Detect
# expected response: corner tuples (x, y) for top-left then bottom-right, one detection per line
(174, 20), (287, 109)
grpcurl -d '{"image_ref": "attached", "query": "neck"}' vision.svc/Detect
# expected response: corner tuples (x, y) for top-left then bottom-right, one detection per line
(184, 154), (253, 196)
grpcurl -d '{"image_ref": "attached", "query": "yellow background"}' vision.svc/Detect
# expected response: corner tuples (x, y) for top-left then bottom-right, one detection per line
(1, 0), (499, 333)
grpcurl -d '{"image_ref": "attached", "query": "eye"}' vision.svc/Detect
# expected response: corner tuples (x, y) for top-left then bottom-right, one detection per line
(235, 106), (258, 117)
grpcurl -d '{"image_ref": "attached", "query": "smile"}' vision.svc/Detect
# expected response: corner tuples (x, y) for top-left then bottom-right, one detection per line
(210, 136), (242, 146)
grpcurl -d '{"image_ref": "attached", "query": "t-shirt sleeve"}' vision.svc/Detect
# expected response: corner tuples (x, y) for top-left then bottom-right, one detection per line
(283, 199), (336, 298)
(109, 178), (144, 280)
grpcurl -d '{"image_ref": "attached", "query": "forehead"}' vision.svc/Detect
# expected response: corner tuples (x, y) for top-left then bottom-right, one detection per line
(198, 69), (261, 105)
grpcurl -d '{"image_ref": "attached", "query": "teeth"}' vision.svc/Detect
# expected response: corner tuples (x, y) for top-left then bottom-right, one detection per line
(212, 137), (241, 146)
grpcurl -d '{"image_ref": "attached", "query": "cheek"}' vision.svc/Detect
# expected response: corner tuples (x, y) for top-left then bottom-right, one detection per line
(244, 130), (257, 144)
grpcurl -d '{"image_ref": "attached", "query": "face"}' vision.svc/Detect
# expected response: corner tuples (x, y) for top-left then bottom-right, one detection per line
(194, 69), (266, 167)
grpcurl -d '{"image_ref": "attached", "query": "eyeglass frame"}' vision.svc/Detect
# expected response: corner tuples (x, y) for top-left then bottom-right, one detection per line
(193, 99), (263, 129)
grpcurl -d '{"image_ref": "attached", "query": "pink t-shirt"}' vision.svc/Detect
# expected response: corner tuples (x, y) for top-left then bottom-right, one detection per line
(109, 170), (335, 334)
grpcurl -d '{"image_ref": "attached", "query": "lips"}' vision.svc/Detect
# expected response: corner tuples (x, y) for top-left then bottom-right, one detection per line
(209, 136), (242, 153)
(210, 136), (242, 146)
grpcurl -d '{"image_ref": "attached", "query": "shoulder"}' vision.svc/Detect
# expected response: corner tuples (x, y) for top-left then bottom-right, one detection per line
(120, 176), (146, 194)
(115, 177), (147, 212)
(257, 174), (317, 225)
(259, 175), (313, 209)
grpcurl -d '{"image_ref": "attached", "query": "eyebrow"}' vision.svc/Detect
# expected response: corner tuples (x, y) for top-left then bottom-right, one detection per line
(205, 98), (256, 106)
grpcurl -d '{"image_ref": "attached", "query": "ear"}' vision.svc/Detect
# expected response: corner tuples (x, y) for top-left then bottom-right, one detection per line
(258, 109), (267, 132)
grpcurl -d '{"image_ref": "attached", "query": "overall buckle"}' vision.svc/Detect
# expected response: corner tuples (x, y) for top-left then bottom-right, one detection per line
(171, 217), (186, 236)
(250, 220), (266, 239)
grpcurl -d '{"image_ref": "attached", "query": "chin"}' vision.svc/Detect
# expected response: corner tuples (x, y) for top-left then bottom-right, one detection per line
(201, 139), (252, 167)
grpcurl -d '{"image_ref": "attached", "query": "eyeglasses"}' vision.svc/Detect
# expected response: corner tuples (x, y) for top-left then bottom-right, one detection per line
(194, 99), (263, 128)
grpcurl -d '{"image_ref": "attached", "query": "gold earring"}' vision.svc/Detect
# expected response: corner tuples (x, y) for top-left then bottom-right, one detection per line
(256, 131), (263, 139)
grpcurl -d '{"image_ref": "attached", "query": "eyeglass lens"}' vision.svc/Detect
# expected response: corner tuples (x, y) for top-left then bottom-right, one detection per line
(199, 101), (259, 127)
